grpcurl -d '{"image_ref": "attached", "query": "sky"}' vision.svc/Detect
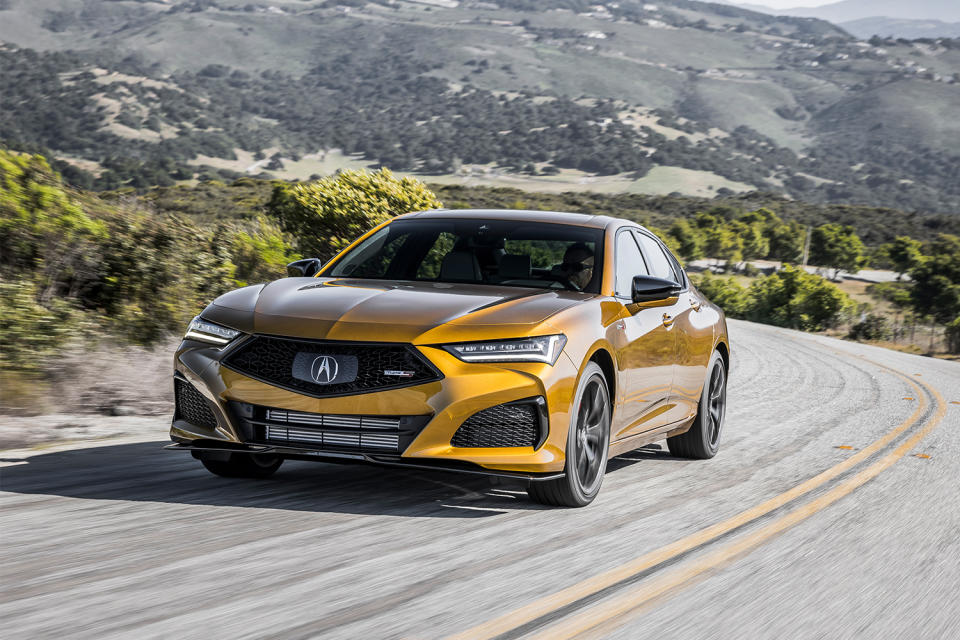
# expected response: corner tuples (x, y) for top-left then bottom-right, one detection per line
(742, 1), (835, 7)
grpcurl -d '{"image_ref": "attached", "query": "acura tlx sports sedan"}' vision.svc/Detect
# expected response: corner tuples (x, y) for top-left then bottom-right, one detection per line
(168, 209), (729, 506)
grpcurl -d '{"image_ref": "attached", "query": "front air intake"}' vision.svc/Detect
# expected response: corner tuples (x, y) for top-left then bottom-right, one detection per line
(451, 398), (547, 449)
(228, 403), (433, 454)
(174, 378), (219, 429)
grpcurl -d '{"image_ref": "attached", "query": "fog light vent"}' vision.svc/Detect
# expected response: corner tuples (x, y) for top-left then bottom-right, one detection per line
(174, 378), (218, 430)
(451, 399), (544, 448)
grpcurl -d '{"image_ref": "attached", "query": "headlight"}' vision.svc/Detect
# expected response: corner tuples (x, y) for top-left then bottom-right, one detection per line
(183, 316), (241, 346)
(443, 334), (567, 364)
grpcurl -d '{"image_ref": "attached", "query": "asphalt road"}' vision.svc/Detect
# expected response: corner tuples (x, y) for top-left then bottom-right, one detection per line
(2, 320), (959, 640)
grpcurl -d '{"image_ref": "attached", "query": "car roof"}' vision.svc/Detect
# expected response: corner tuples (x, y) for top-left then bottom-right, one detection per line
(397, 208), (623, 229)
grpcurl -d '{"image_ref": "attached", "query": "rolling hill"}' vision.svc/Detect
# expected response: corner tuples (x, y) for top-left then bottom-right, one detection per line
(0, 0), (959, 213)
(769, 0), (960, 39)
(778, 0), (960, 24)
(839, 17), (960, 40)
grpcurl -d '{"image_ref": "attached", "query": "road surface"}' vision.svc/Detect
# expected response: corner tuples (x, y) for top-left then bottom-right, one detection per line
(2, 320), (959, 639)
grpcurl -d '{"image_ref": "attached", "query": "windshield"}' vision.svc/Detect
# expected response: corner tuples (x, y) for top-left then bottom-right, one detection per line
(327, 219), (604, 293)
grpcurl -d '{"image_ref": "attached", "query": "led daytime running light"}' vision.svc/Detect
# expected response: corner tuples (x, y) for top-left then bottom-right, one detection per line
(444, 334), (567, 364)
(184, 316), (240, 346)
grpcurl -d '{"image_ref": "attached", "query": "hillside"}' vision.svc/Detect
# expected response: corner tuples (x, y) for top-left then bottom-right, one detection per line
(765, 0), (960, 39)
(778, 1), (960, 24)
(839, 18), (960, 40)
(1, 0), (959, 213)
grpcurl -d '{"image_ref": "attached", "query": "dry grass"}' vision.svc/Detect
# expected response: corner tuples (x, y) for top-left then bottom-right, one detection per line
(0, 338), (179, 417)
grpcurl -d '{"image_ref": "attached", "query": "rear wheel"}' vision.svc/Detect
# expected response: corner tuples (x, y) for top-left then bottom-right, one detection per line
(528, 362), (610, 507)
(200, 452), (283, 478)
(667, 350), (727, 459)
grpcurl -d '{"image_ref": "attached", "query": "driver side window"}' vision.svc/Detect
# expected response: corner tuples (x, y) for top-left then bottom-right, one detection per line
(615, 231), (649, 298)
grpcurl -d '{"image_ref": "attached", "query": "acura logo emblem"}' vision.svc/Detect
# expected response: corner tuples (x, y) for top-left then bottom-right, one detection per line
(310, 355), (339, 384)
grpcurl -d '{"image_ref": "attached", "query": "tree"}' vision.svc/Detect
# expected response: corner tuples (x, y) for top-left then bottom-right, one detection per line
(744, 265), (854, 331)
(809, 223), (866, 280)
(884, 236), (922, 280)
(704, 225), (742, 272)
(668, 219), (704, 261)
(692, 272), (746, 316)
(766, 220), (805, 263)
(267, 168), (442, 260)
(908, 234), (960, 325)
(732, 219), (769, 266)
(695, 266), (855, 331)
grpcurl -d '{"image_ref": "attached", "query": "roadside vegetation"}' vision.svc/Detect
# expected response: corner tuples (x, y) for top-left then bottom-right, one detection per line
(2, 149), (958, 412)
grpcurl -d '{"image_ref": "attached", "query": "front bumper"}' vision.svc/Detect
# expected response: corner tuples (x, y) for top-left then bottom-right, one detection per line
(170, 336), (579, 474)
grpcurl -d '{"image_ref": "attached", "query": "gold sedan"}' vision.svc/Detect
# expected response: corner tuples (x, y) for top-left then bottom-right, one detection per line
(169, 210), (729, 507)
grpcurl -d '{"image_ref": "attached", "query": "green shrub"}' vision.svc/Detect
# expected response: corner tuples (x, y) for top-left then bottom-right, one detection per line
(695, 266), (855, 331)
(267, 169), (442, 260)
(848, 314), (892, 341)
(0, 279), (83, 371)
(866, 281), (912, 309)
(745, 265), (855, 331)
(0, 150), (106, 298)
(229, 217), (300, 286)
(691, 272), (747, 316)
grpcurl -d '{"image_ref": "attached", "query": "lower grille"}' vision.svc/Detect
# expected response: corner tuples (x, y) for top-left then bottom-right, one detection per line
(229, 402), (431, 454)
(451, 398), (546, 449)
(265, 425), (399, 451)
(174, 378), (218, 429)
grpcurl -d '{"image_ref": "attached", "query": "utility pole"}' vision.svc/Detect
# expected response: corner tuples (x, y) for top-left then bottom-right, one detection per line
(801, 225), (812, 269)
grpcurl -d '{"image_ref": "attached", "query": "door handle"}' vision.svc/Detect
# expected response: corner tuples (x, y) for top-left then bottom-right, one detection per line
(690, 298), (702, 312)
(662, 313), (674, 327)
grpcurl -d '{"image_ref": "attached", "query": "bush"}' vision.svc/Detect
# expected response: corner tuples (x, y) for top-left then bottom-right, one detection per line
(0, 150), (106, 295)
(848, 314), (892, 342)
(691, 272), (747, 316)
(267, 169), (442, 260)
(0, 280), (83, 371)
(745, 265), (855, 331)
(695, 266), (855, 331)
(867, 281), (912, 309)
(229, 217), (300, 286)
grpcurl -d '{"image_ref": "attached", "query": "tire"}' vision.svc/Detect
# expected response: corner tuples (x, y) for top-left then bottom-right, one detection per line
(200, 452), (284, 478)
(668, 350), (727, 459)
(528, 362), (611, 507)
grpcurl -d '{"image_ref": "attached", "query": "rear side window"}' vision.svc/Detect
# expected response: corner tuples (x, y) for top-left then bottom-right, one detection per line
(635, 232), (677, 283)
(615, 231), (649, 298)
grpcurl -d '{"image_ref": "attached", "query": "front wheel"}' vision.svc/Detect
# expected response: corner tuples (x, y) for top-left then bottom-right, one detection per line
(528, 362), (611, 507)
(667, 350), (727, 459)
(200, 452), (284, 478)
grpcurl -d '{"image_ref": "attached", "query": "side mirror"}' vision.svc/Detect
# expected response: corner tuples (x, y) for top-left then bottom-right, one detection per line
(632, 275), (682, 303)
(286, 258), (323, 278)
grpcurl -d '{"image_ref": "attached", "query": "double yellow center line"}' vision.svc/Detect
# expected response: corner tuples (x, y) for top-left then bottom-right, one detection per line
(448, 354), (948, 640)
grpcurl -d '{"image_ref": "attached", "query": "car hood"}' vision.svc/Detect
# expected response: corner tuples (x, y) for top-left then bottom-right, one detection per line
(207, 277), (589, 343)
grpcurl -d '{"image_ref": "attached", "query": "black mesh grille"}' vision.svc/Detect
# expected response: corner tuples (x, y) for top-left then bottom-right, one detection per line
(221, 336), (441, 398)
(175, 378), (218, 429)
(452, 401), (540, 448)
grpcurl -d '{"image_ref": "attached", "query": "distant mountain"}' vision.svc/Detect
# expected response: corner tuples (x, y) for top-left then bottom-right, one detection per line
(778, 0), (960, 24)
(1, 0), (959, 213)
(841, 17), (960, 39)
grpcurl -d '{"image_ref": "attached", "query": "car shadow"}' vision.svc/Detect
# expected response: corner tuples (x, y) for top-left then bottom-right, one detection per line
(606, 444), (684, 472)
(0, 441), (678, 518)
(0, 441), (534, 518)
